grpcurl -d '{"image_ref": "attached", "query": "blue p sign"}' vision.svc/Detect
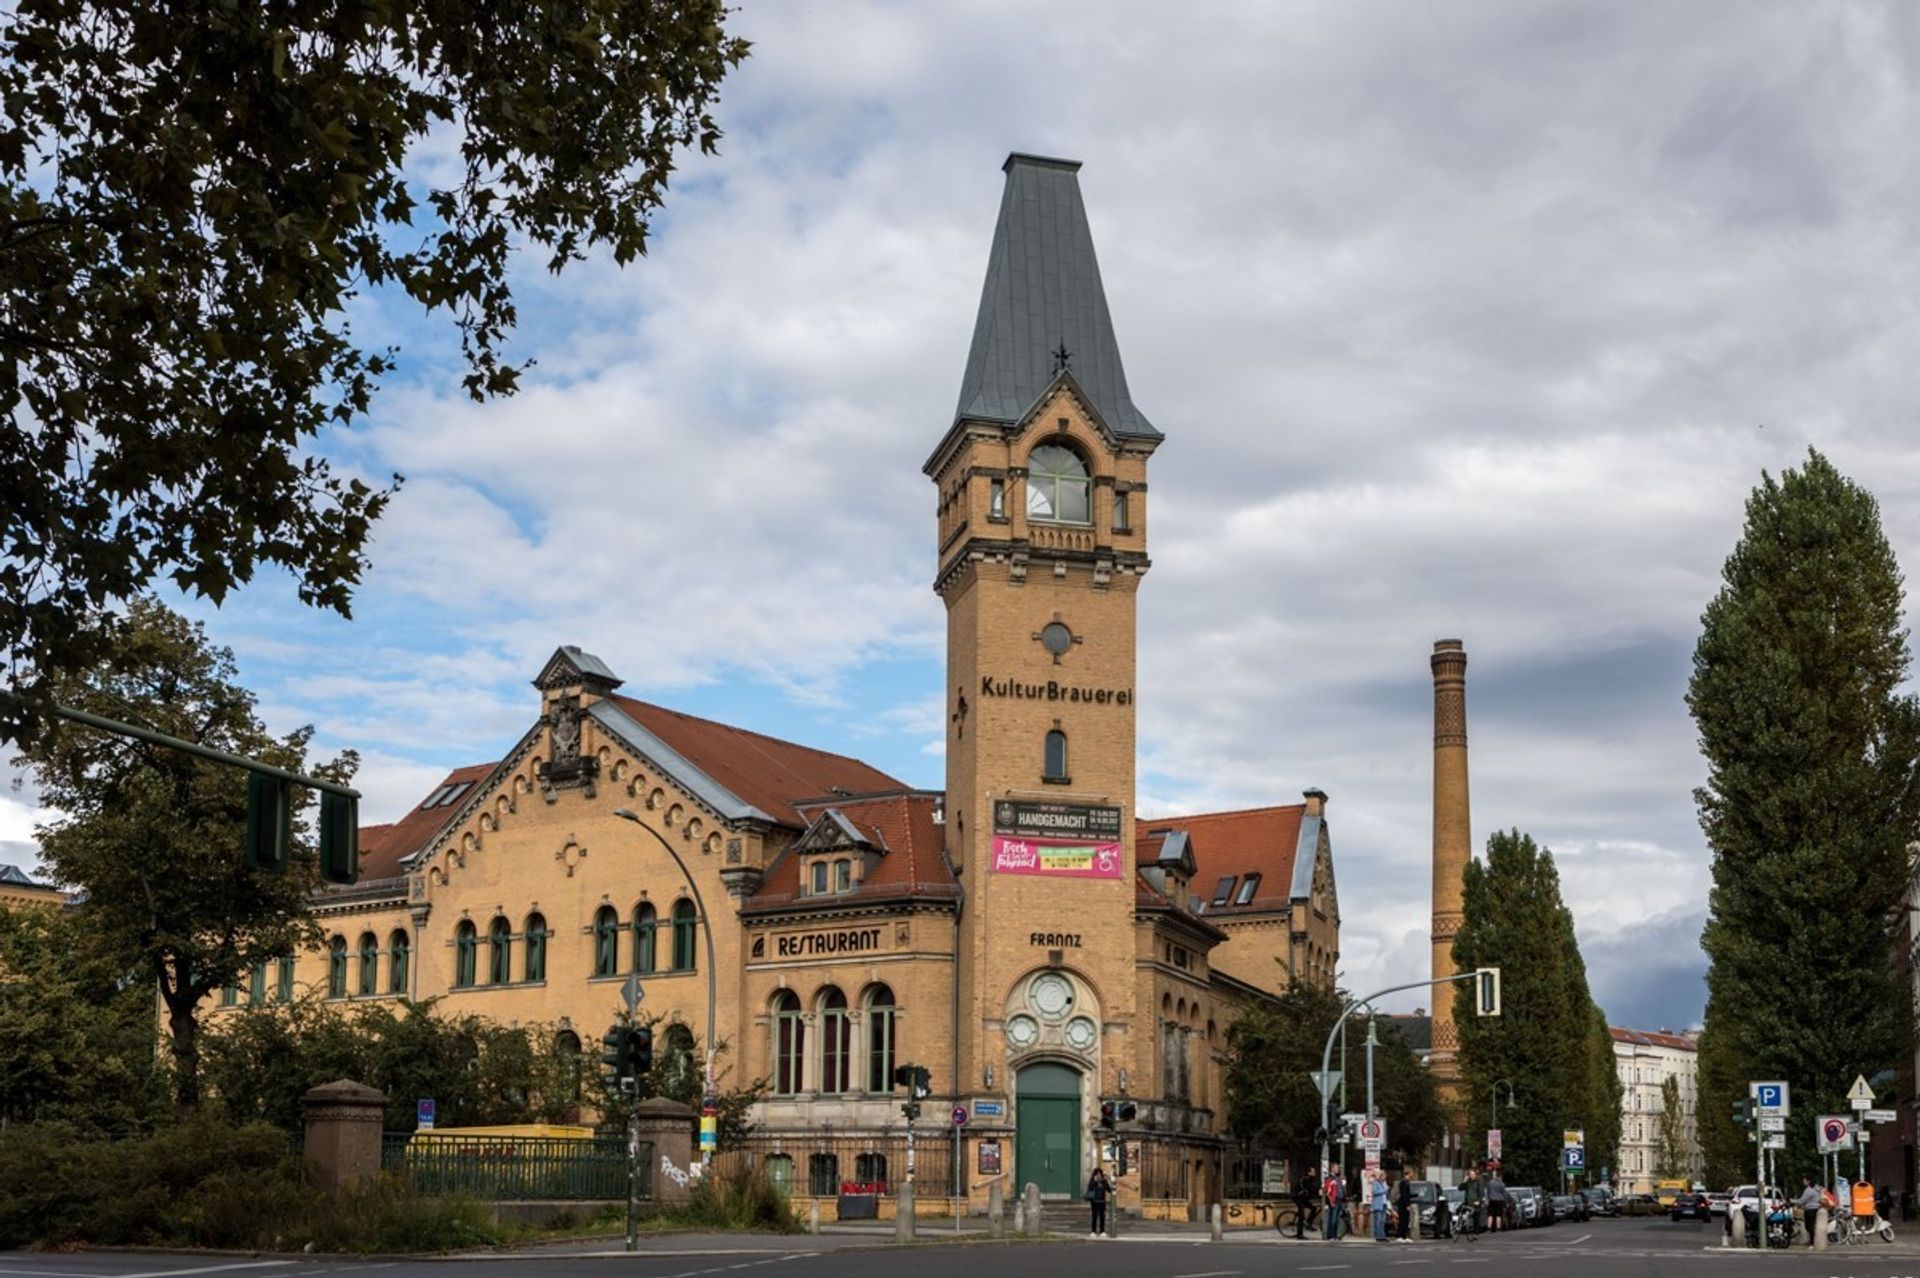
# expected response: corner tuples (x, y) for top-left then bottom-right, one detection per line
(1757, 1084), (1782, 1108)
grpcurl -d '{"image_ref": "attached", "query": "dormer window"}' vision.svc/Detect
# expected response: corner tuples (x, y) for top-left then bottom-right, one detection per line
(1210, 876), (1236, 907)
(811, 861), (829, 895)
(834, 859), (852, 892)
(1234, 873), (1261, 906)
(1027, 444), (1091, 524)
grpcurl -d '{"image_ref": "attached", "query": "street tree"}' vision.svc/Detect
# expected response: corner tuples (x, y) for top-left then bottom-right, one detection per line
(1452, 828), (1617, 1187)
(1689, 448), (1920, 1180)
(1655, 1076), (1687, 1181)
(0, 1), (749, 742)
(12, 597), (355, 1110)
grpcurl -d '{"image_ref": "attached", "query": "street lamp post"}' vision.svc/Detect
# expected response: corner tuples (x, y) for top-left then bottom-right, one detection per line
(612, 808), (718, 1165)
(1491, 1078), (1517, 1131)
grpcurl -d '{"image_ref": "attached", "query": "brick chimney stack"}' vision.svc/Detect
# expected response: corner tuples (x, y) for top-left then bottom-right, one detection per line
(1430, 639), (1471, 1090)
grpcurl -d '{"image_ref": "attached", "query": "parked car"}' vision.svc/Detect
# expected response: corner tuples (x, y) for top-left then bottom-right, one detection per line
(1706, 1191), (1731, 1218)
(1410, 1181), (1451, 1238)
(1671, 1191), (1712, 1221)
(1617, 1193), (1663, 1217)
(1552, 1193), (1585, 1222)
(1511, 1186), (1554, 1227)
(1582, 1186), (1618, 1218)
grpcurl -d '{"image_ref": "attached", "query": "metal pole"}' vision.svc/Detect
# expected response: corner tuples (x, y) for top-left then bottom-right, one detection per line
(1365, 1016), (1377, 1121)
(23, 697), (360, 797)
(1753, 1088), (1764, 1250)
(614, 809), (719, 1165)
(626, 1080), (639, 1251)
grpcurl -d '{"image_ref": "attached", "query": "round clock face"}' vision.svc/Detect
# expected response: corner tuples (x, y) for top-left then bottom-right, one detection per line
(1030, 973), (1073, 1019)
(1006, 1015), (1039, 1049)
(1066, 1016), (1098, 1051)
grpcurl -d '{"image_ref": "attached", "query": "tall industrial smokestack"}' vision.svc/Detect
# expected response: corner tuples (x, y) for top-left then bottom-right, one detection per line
(1430, 639), (1471, 1084)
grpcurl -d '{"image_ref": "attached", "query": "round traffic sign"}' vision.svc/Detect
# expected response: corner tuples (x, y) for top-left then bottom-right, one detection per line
(1823, 1117), (1848, 1145)
(1359, 1119), (1382, 1141)
(952, 1105), (969, 1127)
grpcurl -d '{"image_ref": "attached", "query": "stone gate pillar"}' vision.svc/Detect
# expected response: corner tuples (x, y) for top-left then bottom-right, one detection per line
(633, 1097), (697, 1205)
(301, 1079), (388, 1191)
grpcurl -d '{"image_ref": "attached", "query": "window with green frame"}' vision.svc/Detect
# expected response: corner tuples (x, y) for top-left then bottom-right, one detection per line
(276, 955), (295, 1002)
(453, 921), (477, 988)
(249, 961), (267, 1004)
(671, 899), (697, 972)
(358, 932), (378, 996)
(221, 982), (238, 1007)
(387, 930), (409, 995)
(488, 916), (511, 984)
(327, 936), (348, 998)
(592, 906), (619, 977)
(632, 902), (657, 974)
(524, 913), (548, 982)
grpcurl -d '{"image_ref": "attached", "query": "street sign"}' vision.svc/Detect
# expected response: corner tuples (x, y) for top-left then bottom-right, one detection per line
(1848, 1075), (1875, 1106)
(1759, 1116), (1785, 1133)
(417, 1097), (436, 1131)
(951, 1105), (970, 1127)
(1866, 1108), (1897, 1124)
(975, 1099), (1005, 1119)
(622, 973), (645, 1013)
(1487, 1128), (1502, 1160)
(1563, 1128), (1585, 1148)
(1563, 1147), (1585, 1171)
(1357, 1118), (1385, 1145)
(1763, 1134), (1787, 1150)
(1752, 1081), (1790, 1117)
(1311, 1070), (1344, 1097)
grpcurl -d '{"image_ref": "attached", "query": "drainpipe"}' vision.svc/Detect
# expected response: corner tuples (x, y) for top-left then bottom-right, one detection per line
(951, 872), (967, 1207)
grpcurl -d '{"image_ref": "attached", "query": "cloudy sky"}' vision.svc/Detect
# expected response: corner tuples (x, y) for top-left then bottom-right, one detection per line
(9, 1), (1920, 1033)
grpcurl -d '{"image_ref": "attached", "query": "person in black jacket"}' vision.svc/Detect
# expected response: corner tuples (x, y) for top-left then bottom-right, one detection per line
(1086, 1167), (1112, 1237)
(1394, 1170), (1414, 1241)
(1291, 1172), (1316, 1239)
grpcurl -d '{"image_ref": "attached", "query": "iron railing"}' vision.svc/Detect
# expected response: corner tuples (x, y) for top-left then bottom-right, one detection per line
(716, 1132), (958, 1197)
(382, 1132), (647, 1201)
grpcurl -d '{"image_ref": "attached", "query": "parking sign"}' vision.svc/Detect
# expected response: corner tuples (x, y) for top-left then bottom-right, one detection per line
(1752, 1081), (1790, 1117)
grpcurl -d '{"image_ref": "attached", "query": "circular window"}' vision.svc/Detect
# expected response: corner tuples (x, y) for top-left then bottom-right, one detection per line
(1030, 973), (1073, 1020)
(1065, 1016), (1098, 1051)
(1039, 621), (1074, 656)
(1006, 1015), (1039, 1049)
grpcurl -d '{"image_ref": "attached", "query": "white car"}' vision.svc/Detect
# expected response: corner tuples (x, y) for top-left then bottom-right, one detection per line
(1728, 1185), (1788, 1221)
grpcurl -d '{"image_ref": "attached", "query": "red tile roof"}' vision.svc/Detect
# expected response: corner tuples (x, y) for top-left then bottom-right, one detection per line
(609, 695), (905, 828)
(746, 793), (958, 910)
(356, 763), (495, 879)
(1610, 1026), (1698, 1052)
(1136, 804), (1308, 916)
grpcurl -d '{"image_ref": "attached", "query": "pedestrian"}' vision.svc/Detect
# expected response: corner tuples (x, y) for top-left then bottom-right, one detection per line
(1291, 1171), (1315, 1240)
(1462, 1167), (1485, 1234)
(1877, 1184), (1891, 1223)
(1085, 1167), (1111, 1238)
(1395, 1169), (1414, 1241)
(1487, 1169), (1509, 1233)
(1370, 1168), (1390, 1242)
(1796, 1176), (1821, 1248)
(1323, 1166), (1344, 1241)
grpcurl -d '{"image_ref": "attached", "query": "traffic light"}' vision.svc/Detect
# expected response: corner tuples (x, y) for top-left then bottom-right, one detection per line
(1116, 1101), (1137, 1122)
(1731, 1097), (1754, 1129)
(1474, 967), (1502, 1017)
(632, 1024), (654, 1076)
(245, 773), (291, 870)
(1100, 1101), (1117, 1129)
(893, 1063), (931, 1098)
(319, 790), (359, 884)
(602, 1026), (631, 1082)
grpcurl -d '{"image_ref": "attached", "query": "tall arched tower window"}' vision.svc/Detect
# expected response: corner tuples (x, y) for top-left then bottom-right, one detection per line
(592, 906), (619, 977)
(388, 930), (409, 994)
(453, 921), (477, 988)
(1027, 444), (1091, 524)
(1043, 729), (1069, 782)
(773, 991), (805, 1095)
(632, 902), (657, 973)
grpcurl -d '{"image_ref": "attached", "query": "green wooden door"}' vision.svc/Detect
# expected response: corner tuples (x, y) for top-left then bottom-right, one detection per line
(1015, 1062), (1081, 1197)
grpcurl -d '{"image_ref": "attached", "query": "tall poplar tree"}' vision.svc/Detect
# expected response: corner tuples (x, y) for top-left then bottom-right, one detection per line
(1452, 829), (1618, 1187)
(1689, 449), (1920, 1181)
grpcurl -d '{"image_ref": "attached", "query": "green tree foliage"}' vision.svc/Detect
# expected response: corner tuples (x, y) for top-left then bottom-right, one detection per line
(12, 597), (355, 1110)
(1689, 449), (1920, 1181)
(0, 901), (168, 1130)
(1654, 1075), (1687, 1180)
(1584, 1004), (1624, 1183)
(1694, 1016), (1749, 1186)
(1452, 829), (1618, 1187)
(1223, 980), (1441, 1172)
(0, 2), (749, 740)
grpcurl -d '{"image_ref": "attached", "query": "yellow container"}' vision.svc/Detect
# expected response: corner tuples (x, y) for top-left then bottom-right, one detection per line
(413, 1124), (594, 1140)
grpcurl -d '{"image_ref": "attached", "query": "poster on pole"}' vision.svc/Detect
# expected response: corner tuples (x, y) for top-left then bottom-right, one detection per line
(1487, 1128), (1502, 1160)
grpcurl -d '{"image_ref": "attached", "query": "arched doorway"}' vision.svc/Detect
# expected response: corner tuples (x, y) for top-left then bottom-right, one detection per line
(1016, 1061), (1082, 1198)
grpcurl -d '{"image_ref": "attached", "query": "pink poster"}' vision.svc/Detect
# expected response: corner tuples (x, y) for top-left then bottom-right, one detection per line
(990, 835), (1123, 879)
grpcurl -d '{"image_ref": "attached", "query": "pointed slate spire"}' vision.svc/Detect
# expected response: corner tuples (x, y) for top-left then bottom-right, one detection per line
(953, 154), (1160, 439)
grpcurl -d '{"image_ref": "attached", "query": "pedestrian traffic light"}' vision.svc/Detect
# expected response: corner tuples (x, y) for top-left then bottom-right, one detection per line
(1100, 1101), (1117, 1129)
(245, 773), (291, 871)
(319, 790), (358, 884)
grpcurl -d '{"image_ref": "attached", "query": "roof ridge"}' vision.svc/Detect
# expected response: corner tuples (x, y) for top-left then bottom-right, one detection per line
(611, 695), (880, 770)
(1138, 803), (1306, 824)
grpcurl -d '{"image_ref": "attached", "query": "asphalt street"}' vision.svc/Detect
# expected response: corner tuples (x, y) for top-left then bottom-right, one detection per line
(5, 1219), (1919, 1278)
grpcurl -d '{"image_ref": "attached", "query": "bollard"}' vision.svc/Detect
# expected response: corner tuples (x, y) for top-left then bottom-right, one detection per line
(1720, 1208), (1733, 1249)
(1013, 1201), (1024, 1237)
(896, 1181), (916, 1243)
(1815, 1207), (1828, 1251)
(1210, 1203), (1223, 1242)
(989, 1182), (1005, 1239)
(808, 1201), (821, 1235)
(1024, 1181), (1043, 1237)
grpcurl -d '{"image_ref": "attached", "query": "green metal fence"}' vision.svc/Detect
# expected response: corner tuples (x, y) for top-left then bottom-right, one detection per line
(382, 1132), (648, 1201)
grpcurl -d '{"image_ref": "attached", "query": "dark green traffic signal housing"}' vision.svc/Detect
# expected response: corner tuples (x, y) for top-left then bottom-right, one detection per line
(245, 773), (291, 870)
(1731, 1097), (1754, 1129)
(319, 790), (358, 884)
(632, 1024), (654, 1076)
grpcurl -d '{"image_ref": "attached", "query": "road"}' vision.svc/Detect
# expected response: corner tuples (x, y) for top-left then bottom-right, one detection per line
(4, 1218), (1915, 1278)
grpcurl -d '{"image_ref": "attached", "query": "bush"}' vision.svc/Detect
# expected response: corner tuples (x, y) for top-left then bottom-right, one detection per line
(680, 1162), (799, 1232)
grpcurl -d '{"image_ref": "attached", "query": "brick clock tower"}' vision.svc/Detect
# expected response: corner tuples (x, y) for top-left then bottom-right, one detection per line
(924, 154), (1162, 1198)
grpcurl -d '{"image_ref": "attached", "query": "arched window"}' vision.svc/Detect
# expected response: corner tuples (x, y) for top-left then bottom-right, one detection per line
(358, 931), (379, 996)
(632, 903), (657, 974)
(671, 899), (697, 972)
(865, 984), (897, 1093)
(276, 954), (295, 1002)
(1043, 729), (1068, 781)
(327, 935), (348, 998)
(524, 913), (548, 982)
(388, 930), (410, 995)
(249, 961), (267, 1003)
(819, 987), (850, 1094)
(774, 990), (804, 1095)
(664, 1023), (696, 1094)
(488, 917), (512, 984)
(808, 1153), (839, 1197)
(555, 1029), (582, 1103)
(453, 921), (477, 988)
(766, 1154), (794, 1196)
(854, 1152), (888, 1188)
(1026, 443), (1091, 524)
(593, 906), (619, 977)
